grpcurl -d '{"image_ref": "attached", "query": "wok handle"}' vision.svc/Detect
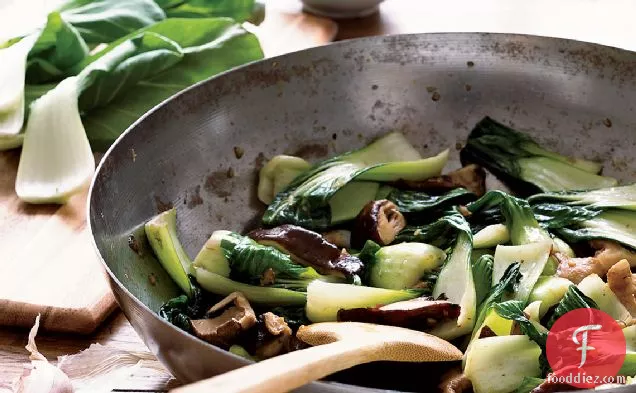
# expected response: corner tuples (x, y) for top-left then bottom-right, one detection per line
(170, 339), (379, 393)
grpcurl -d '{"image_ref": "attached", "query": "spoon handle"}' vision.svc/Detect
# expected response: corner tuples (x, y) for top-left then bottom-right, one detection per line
(170, 339), (379, 393)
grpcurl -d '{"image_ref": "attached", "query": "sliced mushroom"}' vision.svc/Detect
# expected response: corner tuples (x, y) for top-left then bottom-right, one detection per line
(190, 292), (257, 348)
(337, 297), (460, 331)
(556, 240), (636, 284)
(607, 259), (636, 315)
(438, 367), (473, 393)
(239, 312), (295, 360)
(351, 199), (406, 248)
(254, 312), (293, 359)
(391, 164), (487, 197)
(247, 224), (363, 278)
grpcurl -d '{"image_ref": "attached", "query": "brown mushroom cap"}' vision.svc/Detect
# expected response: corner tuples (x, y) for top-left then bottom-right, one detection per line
(337, 297), (460, 331)
(351, 199), (406, 249)
(247, 224), (363, 278)
(190, 292), (257, 348)
(391, 164), (487, 197)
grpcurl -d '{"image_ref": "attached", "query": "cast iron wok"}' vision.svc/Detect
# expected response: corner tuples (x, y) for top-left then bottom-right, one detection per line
(88, 32), (636, 392)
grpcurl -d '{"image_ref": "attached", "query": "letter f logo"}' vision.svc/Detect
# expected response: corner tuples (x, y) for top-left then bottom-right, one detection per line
(572, 325), (602, 367)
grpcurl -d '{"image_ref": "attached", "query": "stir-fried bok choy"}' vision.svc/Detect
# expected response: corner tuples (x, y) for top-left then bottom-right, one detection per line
(461, 116), (617, 193)
(262, 132), (449, 230)
(137, 117), (636, 391)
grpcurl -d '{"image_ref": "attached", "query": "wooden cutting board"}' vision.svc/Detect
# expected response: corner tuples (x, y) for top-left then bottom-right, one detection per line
(0, 8), (337, 334)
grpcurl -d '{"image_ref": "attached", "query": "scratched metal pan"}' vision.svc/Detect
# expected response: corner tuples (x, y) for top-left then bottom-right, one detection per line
(88, 33), (636, 392)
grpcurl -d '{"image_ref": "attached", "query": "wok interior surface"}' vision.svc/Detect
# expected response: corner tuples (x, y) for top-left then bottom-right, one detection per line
(89, 32), (636, 392)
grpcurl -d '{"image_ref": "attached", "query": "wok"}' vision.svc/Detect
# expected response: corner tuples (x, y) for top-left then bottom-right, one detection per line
(88, 32), (636, 392)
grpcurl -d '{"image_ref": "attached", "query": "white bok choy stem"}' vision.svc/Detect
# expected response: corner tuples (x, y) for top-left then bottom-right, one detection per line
(0, 34), (39, 142)
(15, 76), (95, 204)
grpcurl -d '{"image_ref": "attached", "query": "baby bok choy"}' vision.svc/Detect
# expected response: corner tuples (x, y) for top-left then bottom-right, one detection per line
(144, 208), (307, 306)
(530, 185), (636, 250)
(262, 132), (449, 230)
(0, 34), (39, 141)
(403, 212), (478, 340)
(358, 240), (447, 290)
(461, 116), (617, 193)
(192, 229), (341, 290)
(15, 75), (95, 203)
(305, 280), (421, 322)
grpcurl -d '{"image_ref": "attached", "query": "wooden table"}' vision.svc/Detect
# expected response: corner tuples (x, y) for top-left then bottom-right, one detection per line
(3, 0), (636, 391)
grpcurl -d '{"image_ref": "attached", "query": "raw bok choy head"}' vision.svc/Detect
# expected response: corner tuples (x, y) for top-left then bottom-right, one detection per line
(461, 116), (617, 193)
(262, 132), (449, 230)
(16, 76), (95, 203)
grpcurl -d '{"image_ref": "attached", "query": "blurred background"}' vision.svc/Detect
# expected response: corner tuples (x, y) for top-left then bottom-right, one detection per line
(2, 0), (636, 51)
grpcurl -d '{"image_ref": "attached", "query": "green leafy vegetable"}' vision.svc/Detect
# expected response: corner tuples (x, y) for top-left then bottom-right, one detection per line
(577, 274), (630, 323)
(386, 188), (476, 224)
(220, 232), (325, 287)
(461, 116), (617, 192)
(25, 12), (89, 83)
(0, 34), (38, 138)
(263, 132), (449, 230)
(472, 254), (494, 307)
(546, 285), (598, 328)
(195, 267), (307, 306)
(494, 300), (548, 375)
(464, 335), (542, 393)
(59, 0), (167, 44)
(555, 209), (636, 250)
(144, 207), (193, 296)
(528, 276), (573, 318)
(257, 155), (311, 205)
(193, 230), (337, 289)
(156, 0), (256, 21)
(531, 203), (601, 229)
(429, 214), (477, 339)
(364, 242), (446, 290)
(473, 223), (510, 248)
(514, 377), (545, 393)
(158, 277), (205, 331)
(159, 294), (192, 332)
(328, 181), (380, 224)
(473, 263), (521, 340)
(305, 280), (420, 322)
(15, 76), (95, 203)
(76, 17), (263, 149)
(492, 241), (552, 302)
(395, 211), (468, 249)
(529, 183), (636, 211)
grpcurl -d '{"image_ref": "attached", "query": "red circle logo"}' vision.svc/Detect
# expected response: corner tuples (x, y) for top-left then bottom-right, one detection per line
(546, 308), (626, 388)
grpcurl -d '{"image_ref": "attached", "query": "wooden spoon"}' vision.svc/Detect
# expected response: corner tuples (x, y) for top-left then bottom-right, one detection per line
(170, 322), (463, 393)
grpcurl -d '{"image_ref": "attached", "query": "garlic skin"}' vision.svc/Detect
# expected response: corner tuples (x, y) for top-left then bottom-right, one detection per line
(14, 315), (74, 393)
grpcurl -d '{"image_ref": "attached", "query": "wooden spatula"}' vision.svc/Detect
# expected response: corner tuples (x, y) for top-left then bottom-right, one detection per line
(170, 322), (463, 393)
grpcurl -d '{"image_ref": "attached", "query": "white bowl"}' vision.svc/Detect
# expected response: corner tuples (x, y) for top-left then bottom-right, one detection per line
(301, 0), (384, 19)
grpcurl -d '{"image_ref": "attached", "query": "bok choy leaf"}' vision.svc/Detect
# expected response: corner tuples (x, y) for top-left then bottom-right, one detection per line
(428, 212), (477, 339)
(461, 116), (617, 193)
(58, 0), (167, 44)
(263, 133), (449, 230)
(0, 34), (38, 139)
(529, 183), (636, 211)
(15, 76), (94, 203)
